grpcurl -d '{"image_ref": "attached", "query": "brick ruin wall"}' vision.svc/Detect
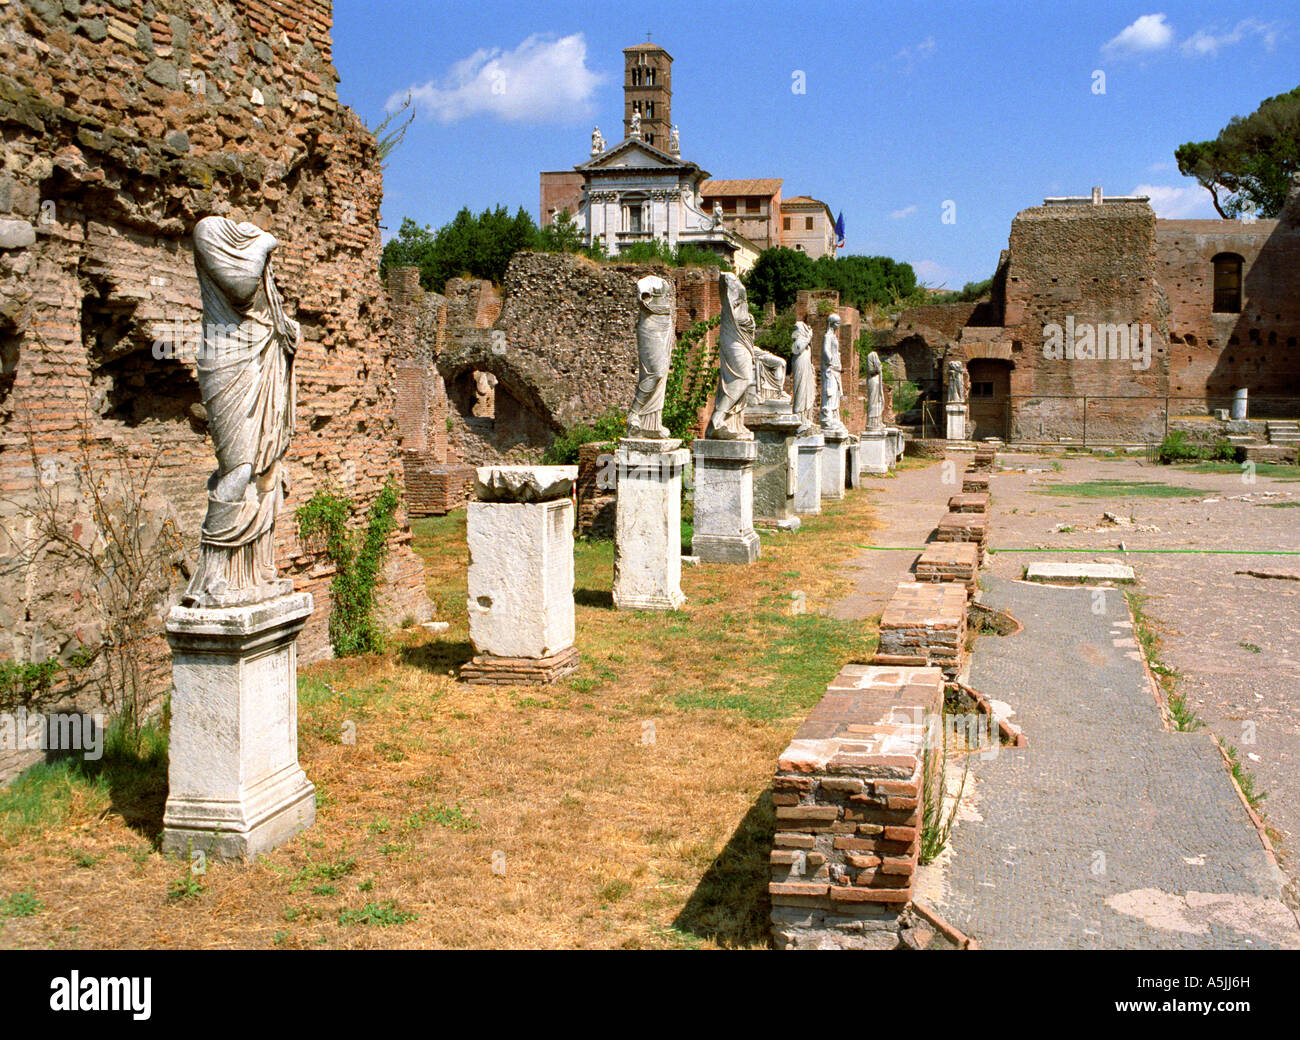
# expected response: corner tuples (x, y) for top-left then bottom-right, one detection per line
(421, 253), (723, 467)
(1156, 216), (1300, 414)
(878, 191), (1300, 442)
(0, 0), (433, 743)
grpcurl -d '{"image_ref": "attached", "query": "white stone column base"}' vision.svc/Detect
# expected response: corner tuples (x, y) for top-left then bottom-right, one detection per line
(614, 438), (689, 610)
(162, 592), (316, 862)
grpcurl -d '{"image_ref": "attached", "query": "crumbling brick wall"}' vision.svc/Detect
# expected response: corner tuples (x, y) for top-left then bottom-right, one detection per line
(435, 253), (723, 462)
(0, 0), (433, 720)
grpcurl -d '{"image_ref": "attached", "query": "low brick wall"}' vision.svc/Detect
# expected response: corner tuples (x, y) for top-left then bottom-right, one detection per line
(403, 454), (475, 517)
(914, 542), (979, 590)
(877, 581), (968, 677)
(933, 511), (989, 563)
(970, 447), (997, 472)
(947, 493), (989, 514)
(770, 665), (944, 949)
(576, 441), (616, 538)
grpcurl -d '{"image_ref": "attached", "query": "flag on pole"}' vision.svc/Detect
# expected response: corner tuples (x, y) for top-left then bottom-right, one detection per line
(834, 211), (845, 249)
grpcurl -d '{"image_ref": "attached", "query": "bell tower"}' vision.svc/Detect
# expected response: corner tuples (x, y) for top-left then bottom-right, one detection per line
(623, 40), (672, 150)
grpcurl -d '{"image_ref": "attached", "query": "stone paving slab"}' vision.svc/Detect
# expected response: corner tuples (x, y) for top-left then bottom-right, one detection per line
(930, 575), (1298, 949)
(1025, 561), (1136, 584)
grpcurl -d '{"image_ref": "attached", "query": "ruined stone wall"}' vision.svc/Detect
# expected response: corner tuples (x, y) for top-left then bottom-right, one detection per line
(1000, 202), (1171, 441)
(0, 0), (432, 709)
(436, 252), (722, 462)
(1156, 214), (1300, 412)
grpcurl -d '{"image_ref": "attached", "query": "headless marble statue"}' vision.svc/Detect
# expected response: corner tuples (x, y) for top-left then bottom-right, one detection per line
(865, 350), (885, 432)
(789, 321), (817, 432)
(181, 216), (300, 607)
(819, 313), (844, 431)
(627, 274), (674, 438)
(707, 273), (756, 439)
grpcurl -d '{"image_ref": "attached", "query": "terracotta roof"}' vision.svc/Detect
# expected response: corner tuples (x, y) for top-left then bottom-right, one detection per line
(781, 195), (828, 207)
(701, 178), (783, 197)
(624, 42), (673, 57)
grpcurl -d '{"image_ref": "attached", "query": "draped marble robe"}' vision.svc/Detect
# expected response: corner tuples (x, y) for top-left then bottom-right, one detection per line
(789, 320), (816, 431)
(865, 350), (885, 431)
(706, 273), (756, 439)
(182, 216), (300, 606)
(627, 274), (674, 438)
(819, 313), (844, 431)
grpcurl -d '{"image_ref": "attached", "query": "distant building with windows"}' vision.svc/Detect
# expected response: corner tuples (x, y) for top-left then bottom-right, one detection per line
(780, 196), (838, 258)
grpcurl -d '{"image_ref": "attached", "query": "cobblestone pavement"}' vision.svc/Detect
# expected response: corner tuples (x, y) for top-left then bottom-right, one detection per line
(983, 453), (1300, 888)
(831, 450), (1300, 947)
(929, 575), (1298, 949)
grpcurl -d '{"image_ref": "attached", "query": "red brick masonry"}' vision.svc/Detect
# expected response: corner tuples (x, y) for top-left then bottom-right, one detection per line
(770, 665), (944, 947)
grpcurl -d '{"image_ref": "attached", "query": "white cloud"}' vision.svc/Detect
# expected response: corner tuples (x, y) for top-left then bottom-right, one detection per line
(1102, 14), (1175, 57)
(894, 36), (936, 72)
(911, 259), (956, 288)
(1181, 18), (1280, 57)
(889, 204), (918, 220)
(389, 33), (605, 124)
(1147, 161), (1172, 173)
(1132, 183), (1218, 219)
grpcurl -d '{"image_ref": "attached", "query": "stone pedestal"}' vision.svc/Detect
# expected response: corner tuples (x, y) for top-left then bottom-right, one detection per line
(886, 427), (904, 463)
(820, 427), (849, 501)
(845, 436), (862, 489)
(613, 438), (688, 610)
(691, 438), (761, 564)
(794, 433), (824, 515)
(462, 466), (579, 683)
(945, 403), (967, 441)
(162, 592), (316, 862)
(745, 411), (802, 532)
(860, 429), (891, 475)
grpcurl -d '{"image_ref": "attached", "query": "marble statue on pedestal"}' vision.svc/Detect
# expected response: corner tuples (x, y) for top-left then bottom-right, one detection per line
(790, 321), (816, 432)
(627, 274), (674, 438)
(946, 358), (968, 405)
(182, 215), (300, 607)
(591, 125), (606, 156)
(630, 110), (642, 138)
(707, 273), (756, 440)
(669, 124), (680, 155)
(865, 350), (885, 432)
(819, 312), (845, 431)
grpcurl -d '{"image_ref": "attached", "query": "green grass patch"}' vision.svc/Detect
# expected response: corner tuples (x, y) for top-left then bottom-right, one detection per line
(0, 890), (42, 918)
(337, 901), (417, 927)
(1034, 479), (1205, 499)
(1181, 460), (1299, 478)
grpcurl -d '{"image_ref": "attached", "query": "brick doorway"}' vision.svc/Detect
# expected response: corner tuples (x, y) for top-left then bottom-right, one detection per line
(967, 359), (1011, 440)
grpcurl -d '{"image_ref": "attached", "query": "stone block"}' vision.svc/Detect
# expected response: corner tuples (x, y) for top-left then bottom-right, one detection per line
(947, 492), (990, 513)
(945, 403), (966, 441)
(465, 497), (576, 662)
(691, 438), (760, 564)
(820, 427), (850, 501)
(161, 592), (316, 861)
(859, 429), (890, 476)
(613, 439), (688, 610)
(914, 542), (979, 590)
(745, 412), (802, 532)
(794, 433), (824, 515)
(1025, 561), (1136, 584)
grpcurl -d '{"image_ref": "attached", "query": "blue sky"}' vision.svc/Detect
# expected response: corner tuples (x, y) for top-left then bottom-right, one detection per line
(333, 1), (1296, 288)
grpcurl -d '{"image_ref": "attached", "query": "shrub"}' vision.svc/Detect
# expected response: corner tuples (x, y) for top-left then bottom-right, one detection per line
(541, 409), (626, 466)
(296, 479), (402, 657)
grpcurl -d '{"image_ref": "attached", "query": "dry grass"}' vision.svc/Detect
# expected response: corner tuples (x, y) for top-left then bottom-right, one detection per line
(0, 490), (880, 949)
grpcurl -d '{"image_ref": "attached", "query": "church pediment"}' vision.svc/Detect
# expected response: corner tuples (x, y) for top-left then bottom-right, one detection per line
(578, 138), (696, 173)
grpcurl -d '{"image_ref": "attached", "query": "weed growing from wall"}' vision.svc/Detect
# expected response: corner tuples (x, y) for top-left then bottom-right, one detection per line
(296, 479), (402, 657)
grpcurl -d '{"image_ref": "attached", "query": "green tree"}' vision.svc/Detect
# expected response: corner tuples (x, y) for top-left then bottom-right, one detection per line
(379, 206), (542, 291)
(1176, 85), (1300, 218)
(745, 246), (816, 310)
(536, 210), (584, 253)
